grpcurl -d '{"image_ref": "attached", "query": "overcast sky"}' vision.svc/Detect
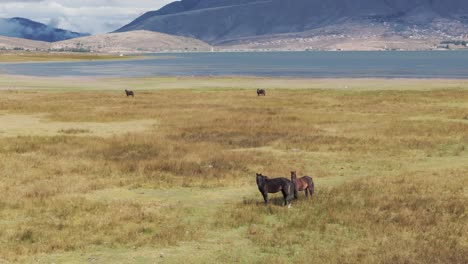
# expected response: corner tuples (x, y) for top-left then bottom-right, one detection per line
(0, 0), (173, 34)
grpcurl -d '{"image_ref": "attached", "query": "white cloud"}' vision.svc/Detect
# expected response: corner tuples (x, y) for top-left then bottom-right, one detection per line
(0, 0), (173, 34)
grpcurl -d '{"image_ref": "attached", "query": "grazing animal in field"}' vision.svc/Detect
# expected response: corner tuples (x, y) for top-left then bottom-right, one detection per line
(125, 89), (134, 97)
(257, 89), (266, 96)
(291, 171), (314, 199)
(256, 173), (294, 207)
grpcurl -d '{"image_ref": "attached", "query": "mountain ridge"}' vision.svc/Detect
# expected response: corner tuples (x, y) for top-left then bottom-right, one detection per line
(0, 17), (88, 42)
(0, 35), (49, 50)
(117, 0), (468, 46)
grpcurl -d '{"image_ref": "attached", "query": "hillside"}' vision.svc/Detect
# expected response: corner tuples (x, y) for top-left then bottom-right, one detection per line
(51, 30), (211, 53)
(0, 35), (49, 51)
(117, 0), (468, 49)
(216, 20), (462, 51)
(0, 17), (87, 42)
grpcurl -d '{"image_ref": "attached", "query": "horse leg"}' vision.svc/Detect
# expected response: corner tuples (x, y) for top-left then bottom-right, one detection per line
(293, 183), (299, 200)
(283, 185), (294, 207)
(305, 188), (308, 198)
(281, 189), (288, 206)
(287, 184), (294, 208)
(262, 191), (268, 206)
(281, 189), (294, 207)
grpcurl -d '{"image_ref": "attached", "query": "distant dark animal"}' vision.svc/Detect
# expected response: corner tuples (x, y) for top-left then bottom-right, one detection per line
(125, 89), (134, 97)
(291, 171), (314, 199)
(257, 89), (266, 96)
(256, 173), (294, 207)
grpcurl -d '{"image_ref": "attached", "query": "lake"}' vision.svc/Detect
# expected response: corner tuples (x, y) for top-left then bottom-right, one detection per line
(1, 51), (468, 78)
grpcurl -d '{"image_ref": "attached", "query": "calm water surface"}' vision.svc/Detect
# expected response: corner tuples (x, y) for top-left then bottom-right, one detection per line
(1, 51), (467, 78)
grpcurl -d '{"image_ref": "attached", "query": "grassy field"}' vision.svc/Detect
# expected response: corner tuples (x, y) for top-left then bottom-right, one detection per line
(0, 76), (467, 263)
(0, 52), (141, 63)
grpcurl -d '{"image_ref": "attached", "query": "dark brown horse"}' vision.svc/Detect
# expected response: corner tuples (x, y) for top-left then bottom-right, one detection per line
(256, 173), (294, 207)
(257, 89), (266, 96)
(125, 89), (134, 97)
(291, 171), (314, 199)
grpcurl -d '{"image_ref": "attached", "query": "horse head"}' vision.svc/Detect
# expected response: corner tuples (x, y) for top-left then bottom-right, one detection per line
(290, 171), (297, 182)
(256, 173), (268, 187)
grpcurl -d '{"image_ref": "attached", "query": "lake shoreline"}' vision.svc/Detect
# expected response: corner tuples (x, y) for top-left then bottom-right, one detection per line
(2, 51), (468, 78)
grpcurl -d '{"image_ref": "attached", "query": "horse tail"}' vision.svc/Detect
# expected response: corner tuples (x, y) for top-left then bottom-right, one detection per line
(309, 178), (315, 198)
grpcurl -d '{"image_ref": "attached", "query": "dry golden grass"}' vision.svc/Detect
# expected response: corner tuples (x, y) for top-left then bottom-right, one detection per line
(215, 170), (468, 264)
(0, 77), (467, 263)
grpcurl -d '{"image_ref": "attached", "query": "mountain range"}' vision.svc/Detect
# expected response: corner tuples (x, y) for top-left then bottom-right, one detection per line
(0, 17), (87, 42)
(2, 1), (468, 52)
(117, 0), (468, 49)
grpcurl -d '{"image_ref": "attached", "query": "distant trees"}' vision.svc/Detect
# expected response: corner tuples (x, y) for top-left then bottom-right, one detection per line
(440, 40), (468, 46)
(48, 48), (91, 53)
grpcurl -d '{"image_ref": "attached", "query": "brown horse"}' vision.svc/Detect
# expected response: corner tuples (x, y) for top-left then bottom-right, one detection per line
(257, 89), (266, 96)
(256, 173), (294, 207)
(290, 171), (314, 199)
(125, 89), (134, 97)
